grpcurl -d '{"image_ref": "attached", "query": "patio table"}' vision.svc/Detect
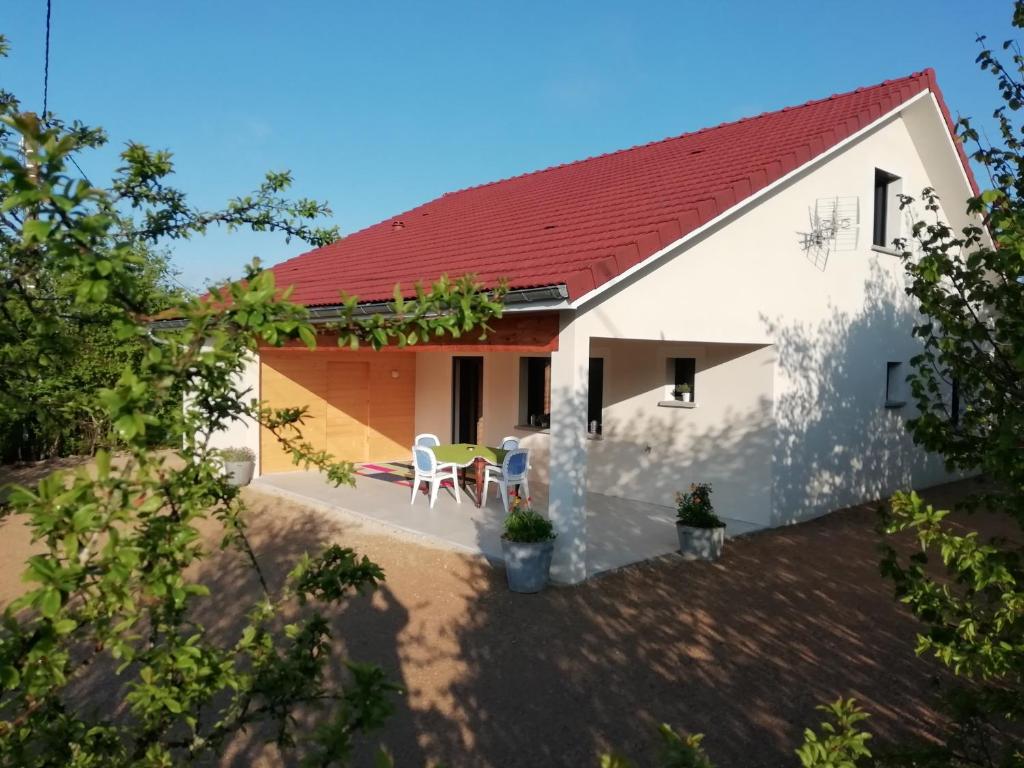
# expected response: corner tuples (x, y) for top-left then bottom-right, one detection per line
(430, 443), (508, 508)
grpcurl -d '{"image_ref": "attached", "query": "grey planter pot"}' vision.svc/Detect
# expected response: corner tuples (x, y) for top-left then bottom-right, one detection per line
(224, 460), (255, 487)
(501, 537), (555, 593)
(677, 523), (725, 561)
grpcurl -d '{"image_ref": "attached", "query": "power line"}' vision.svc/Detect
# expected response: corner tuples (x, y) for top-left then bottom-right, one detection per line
(42, 0), (51, 117)
(67, 153), (92, 185)
(39, 0), (92, 186)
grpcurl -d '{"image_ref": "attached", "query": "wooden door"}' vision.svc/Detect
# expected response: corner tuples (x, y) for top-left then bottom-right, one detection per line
(326, 361), (370, 462)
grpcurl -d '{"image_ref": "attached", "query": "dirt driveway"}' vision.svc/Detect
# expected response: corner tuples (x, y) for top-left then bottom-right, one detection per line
(0, 462), (990, 767)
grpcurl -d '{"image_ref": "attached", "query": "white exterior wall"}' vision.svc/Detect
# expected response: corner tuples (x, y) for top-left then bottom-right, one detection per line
(204, 353), (262, 476)
(569, 95), (976, 526)
(586, 339), (775, 526)
(413, 350), (551, 466)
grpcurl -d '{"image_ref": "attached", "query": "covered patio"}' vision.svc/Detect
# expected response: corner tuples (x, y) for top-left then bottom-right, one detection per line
(251, 466), (761, 578)
(225, 308), (780, 583)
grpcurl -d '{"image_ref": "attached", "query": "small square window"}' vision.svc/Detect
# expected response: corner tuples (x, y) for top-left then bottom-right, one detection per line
(885, 361), (905, 407)
(666, 357), (696, 402)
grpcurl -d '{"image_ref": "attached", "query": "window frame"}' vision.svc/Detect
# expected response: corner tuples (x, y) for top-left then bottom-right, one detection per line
(587, 356), (605, 435)
(518, 356), (551, 428)
(664, 356), (697, 402)
(885, 361), (906, 408)
(873, 168), (901, 249)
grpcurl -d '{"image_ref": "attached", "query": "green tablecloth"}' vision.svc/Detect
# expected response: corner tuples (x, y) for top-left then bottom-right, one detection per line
(431, 443), (507, 468)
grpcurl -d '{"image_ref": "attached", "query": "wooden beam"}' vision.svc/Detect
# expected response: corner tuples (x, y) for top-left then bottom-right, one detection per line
(261, 311), (560, 353)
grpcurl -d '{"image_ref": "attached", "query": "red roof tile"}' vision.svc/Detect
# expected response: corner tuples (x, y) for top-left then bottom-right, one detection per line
(270, 69), (977, 306)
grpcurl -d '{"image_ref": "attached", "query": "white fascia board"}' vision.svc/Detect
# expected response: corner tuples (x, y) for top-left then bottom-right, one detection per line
(925, 92), (979, 201)
(569, 89), (932, 310)
(502, 299), (572, 313)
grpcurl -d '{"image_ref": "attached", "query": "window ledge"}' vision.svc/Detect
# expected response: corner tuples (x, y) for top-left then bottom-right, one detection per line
(658, 400), (697, 409)
(871, 244), (900, 257)
(884, 400), (907, 409)
(514, 425), (602, 439)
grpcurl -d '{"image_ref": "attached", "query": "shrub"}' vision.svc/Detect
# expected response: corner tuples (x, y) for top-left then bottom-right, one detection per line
(221, 446), (256, 462)
(502, 495), (555, 543)
(675, 483), (724, 529)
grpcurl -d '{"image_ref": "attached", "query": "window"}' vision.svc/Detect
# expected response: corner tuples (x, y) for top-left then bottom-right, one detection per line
(519, 357), (550, 428)
(951, 376), (960, 427)
(518, 356), (604, 432)
(885, 361), (905, 407)
(666, 357), (696, 402)
(588, 358), (604, 434)
(873, 169), (901, 248)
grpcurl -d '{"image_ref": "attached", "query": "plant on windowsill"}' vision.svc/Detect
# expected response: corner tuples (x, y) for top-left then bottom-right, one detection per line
(672, 383), (692, 403)
(221, 446), (256, 487)
(675, 482), (726, 561)
(500, 493), (556, 593)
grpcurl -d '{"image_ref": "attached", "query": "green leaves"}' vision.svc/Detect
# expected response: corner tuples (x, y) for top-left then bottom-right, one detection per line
(794, 700), (871, 768)
(876, 10), (1024, 764)
(289, 545), (385, 604)
(0, 35), (511, 767)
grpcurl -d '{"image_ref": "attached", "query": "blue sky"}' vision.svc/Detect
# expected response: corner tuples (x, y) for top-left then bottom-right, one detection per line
(2, 1), (1015, 291)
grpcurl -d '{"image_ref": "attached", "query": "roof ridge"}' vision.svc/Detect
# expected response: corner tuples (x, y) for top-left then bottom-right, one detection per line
(436, 69), (933, 199)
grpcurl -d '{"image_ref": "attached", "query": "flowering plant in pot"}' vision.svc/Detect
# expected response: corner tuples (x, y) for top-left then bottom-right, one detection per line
(500, 494), (556, 593)
(675, 482), (725, 560)
(673, 383), (692, 403)
(221, 446), (256, 487)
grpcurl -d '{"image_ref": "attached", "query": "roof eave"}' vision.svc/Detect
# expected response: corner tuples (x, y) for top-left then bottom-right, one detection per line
(149, 283), (570, 330)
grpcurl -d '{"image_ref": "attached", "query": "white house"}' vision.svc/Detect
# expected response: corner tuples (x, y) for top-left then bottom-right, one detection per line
(214, 69), (980, 583)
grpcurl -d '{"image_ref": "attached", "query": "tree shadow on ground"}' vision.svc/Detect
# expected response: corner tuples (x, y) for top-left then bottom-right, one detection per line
(186, 493), (428, 766)
(397, 481), (993, 768)
(363, 265), (989, 767)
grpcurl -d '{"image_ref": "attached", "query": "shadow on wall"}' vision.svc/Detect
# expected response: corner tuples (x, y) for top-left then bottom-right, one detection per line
(766, 262), (949, 524)
(549, 263), (947, 529)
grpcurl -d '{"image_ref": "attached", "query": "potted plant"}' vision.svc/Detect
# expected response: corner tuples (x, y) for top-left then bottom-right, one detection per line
(675, 482), (725, 560)
(500, 494), (556, 593)
(221, 446), (256, 487)
(673, 383), (692, 403)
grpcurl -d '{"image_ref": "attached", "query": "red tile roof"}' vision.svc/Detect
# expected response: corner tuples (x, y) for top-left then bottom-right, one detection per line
(271, 69), (976, 306)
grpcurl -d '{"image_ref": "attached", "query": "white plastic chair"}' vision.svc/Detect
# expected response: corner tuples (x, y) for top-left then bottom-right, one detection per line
(498, 435), (520, 450)
(483, 448), (530, 511)
(410, 445), (461, 508)
(415, 433), (440, 447)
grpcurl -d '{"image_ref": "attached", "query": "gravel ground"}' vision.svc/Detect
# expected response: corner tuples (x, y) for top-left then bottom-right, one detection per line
(0, 459), (1002, 767)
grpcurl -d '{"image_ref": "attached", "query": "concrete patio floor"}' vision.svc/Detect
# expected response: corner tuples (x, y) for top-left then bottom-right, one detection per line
(252, 468), (763, 577)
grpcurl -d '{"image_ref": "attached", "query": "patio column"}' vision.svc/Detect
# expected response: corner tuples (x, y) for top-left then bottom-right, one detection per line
(547, 314), (589, 584)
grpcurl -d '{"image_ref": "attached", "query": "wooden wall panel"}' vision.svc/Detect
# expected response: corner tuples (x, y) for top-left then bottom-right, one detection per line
(367, 353), (416, 461)
(326, 361), (370, 462)
(260, 350), (416, 472)
(260, 352), (328, 474)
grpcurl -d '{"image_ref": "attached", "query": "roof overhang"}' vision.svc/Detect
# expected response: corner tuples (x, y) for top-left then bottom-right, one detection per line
(149, 283), (570, 330)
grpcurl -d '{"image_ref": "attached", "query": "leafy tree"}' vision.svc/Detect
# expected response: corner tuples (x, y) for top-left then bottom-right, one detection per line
(0, 242), (187, 462)
(0, 35), (504, 766)
(875, 6), (1024, 765)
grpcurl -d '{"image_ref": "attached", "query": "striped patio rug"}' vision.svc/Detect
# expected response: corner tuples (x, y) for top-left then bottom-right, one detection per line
(355, 461), (459, 489)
